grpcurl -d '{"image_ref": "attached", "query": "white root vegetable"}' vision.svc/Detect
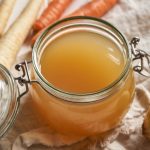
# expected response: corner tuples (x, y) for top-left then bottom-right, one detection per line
(0, 0), (43, 69)
(0, 0), (17, 35)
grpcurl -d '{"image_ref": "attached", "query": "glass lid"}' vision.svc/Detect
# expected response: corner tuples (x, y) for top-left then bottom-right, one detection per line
(0, 64), (19, 137)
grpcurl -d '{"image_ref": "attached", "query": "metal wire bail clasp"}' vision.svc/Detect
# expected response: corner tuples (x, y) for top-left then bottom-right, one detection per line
(130, 37), (150, 77)
(15, 60), (37, 99)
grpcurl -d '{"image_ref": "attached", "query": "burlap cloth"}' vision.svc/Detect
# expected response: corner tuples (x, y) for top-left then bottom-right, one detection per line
(0, 0), (150, 149)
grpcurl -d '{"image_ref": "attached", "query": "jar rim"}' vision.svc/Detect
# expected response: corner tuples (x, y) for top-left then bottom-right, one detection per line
(32, 16), (132, 103)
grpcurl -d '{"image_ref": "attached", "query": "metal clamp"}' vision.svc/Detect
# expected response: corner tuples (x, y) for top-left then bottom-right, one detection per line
(14, 38), (149, 99)
(130, 37), (150, 76)
(15, 60), (38, 99)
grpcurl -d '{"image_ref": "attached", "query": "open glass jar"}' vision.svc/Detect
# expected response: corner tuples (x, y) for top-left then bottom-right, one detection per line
(0, 16), (148, 138)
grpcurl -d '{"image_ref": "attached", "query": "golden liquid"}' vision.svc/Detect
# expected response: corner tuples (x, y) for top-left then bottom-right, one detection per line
(41, 31), (125, 93)
(31, 31), (135, 136)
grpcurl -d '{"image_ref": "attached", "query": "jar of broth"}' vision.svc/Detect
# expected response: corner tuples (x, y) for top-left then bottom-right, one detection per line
(0, 16), (148, 138)
(31, 16), (135, 137)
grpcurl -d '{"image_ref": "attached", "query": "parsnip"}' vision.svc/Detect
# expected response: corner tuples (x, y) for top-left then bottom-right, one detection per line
(0, 0), (17, 35)
(0, 0), (43, 69)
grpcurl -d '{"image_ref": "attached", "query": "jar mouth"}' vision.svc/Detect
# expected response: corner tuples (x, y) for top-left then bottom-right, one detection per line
(32, 16), (131, 103)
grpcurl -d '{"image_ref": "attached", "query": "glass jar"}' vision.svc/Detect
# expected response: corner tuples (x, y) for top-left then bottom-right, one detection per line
(31, 16), (135, 137)
(0, 16), (147, 138)
(0, 64), (19, 137)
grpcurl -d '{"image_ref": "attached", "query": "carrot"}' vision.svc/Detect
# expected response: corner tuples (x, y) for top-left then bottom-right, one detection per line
(66, 0), (118, 17)
(31, 0), (118, 45)
(0, 0), (43, 69)
(31, 29), (45, 45)
(33, 0), (73, 31)
(0, 0), (17, 36)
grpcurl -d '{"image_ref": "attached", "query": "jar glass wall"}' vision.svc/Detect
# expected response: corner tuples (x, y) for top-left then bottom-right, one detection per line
(0, 64), (19, 138)
(31, 17), (135, 137)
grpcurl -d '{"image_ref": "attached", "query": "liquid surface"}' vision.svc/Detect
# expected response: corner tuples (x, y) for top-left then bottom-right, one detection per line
(41, 31), (125, 93)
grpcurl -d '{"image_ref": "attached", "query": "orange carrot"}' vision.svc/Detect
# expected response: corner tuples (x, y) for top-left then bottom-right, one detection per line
(31, 29), (44, 45)
(33, 0), (73, 31)
(67, 0), (118, 17)
(32, 0), (118, 45)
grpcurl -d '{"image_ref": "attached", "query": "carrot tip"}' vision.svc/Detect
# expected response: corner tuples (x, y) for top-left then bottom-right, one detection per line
(33, 21), (43, 31)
